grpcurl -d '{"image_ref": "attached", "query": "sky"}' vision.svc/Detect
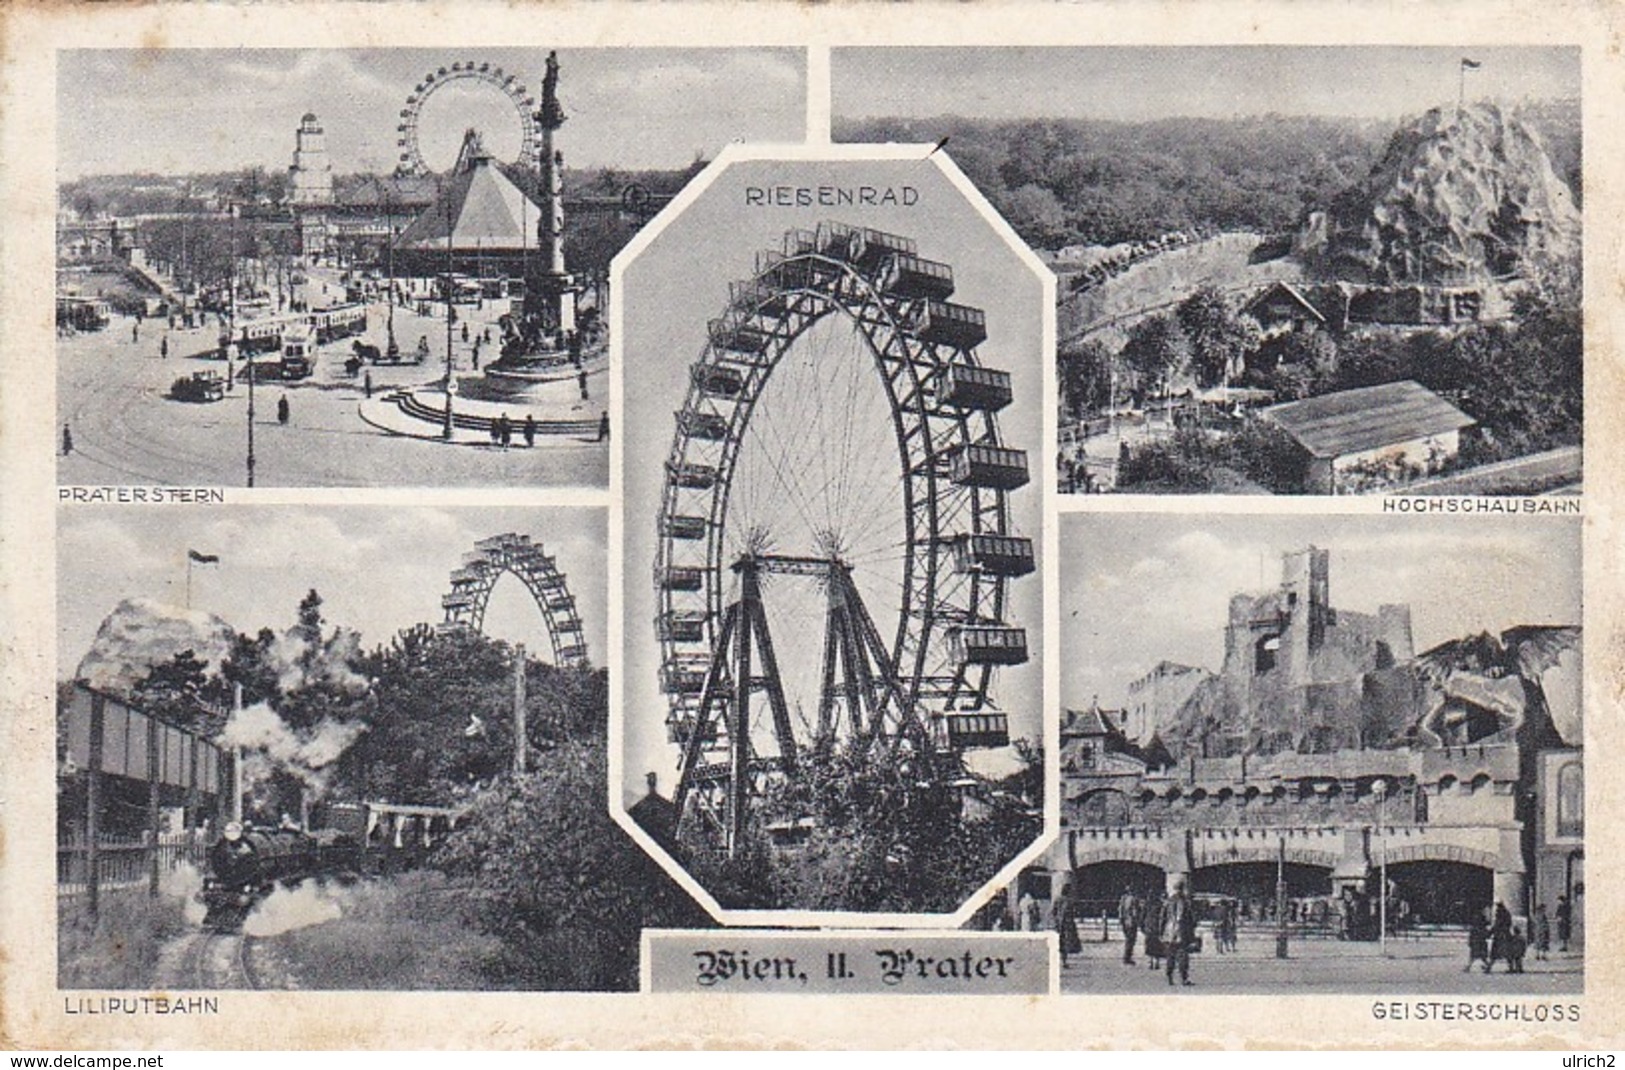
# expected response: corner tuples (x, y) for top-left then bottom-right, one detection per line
(1058, 513), (1581, 712)
(58, 49), (806, 180)
(57, 505), (608, 679)
(617, 156), (1047, 802)
(833, 46), (1580, 124)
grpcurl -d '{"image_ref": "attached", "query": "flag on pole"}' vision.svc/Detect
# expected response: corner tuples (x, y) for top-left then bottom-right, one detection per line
(1461, 58), (1482, 70)
(187, 549), (219, 564)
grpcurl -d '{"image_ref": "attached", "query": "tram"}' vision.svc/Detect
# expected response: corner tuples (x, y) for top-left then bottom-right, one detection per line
(310, 303), (368, 344)
(57, 295), (112, 332)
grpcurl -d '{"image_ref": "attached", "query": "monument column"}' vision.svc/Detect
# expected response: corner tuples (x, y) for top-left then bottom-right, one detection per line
(528, 51), (578, 334)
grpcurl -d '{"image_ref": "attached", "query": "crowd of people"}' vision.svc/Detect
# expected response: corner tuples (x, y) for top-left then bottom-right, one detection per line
(1465, 897), (1574, 974)
(994, 880), (1580, 984)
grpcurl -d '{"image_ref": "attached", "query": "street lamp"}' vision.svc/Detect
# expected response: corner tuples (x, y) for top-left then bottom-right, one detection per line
(442, 189), (455, 440)
(1374, 778), (1389, 957)
(229, 202), (256, 488)
(385, 192), (399, 360)
(1275, 835), (1289, 959)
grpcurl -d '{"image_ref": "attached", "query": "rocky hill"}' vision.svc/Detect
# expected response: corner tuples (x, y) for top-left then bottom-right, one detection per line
(1319, 101), (1581, 285)
(75, 597), (236, 694)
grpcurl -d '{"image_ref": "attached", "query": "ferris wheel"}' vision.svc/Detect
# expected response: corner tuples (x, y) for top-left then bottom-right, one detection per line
(439, 533), (589, 668)
(395, 61), (540, 175)
(653, 222), (1035, 852)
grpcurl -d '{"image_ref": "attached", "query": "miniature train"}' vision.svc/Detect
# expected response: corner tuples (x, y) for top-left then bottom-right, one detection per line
(200, 822), (359, 931)
(199, 801), (464, 931)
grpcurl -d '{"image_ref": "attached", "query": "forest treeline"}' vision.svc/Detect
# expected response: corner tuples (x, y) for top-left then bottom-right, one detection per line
(836, 106), (1581, 250)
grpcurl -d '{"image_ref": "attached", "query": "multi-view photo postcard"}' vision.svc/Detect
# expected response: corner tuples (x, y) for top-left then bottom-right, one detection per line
(5, 11), (1616, 1053)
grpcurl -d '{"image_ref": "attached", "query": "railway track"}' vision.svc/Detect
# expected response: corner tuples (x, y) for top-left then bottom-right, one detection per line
(164, 930), (267, 990)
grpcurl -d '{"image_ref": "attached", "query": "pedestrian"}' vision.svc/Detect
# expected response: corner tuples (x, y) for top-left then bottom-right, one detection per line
(596, 411), (610, 442)
(483, 327), (492, 345)
(1162, 877), (1196, 987)
(364, 370), (373, 399)
(61, 423), (73, 457)
(1534, 903), (1552, 962)
(1054, 883), (1082, 969)
(578, 368), (590, 401)
(1142, 891), (1165, 972)
(1466, 906), (1490, 973)
(523, 414), (536, 448)
(489, 418), (502, 446)
(1489, 900), (1513, 972)
(1556, 895), (1573, 952)
(160, 335), (169, 360)
(471, 344), (480, 371)
(1508, 927), (1527, 974)
(1016, 890), (1040, 933)
(1218, 899), (1236, 953)
(498, 412), (512, 448)
(462, 322), (470, 343)
(1118, 886), (1142, 965)
(132, 321), (140, 343)
(277, 393), (290, 426)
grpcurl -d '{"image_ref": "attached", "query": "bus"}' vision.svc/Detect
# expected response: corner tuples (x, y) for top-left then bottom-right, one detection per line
(279, 324), (316, 380)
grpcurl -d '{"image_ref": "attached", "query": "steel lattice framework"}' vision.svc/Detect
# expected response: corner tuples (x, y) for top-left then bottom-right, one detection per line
(396, 61), (541, 176)
(440, 533), (588, 668)
(654, 222), (1036, 849)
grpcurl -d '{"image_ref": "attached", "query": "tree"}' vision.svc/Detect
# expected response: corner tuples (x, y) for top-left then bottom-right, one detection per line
(1000, 184), (1068, 248)
(294, 588), (324, 643)
(222, 627), (282, 709)
(1057, 338), (1114, 420)
(434, 739), (710, 990)
(1177, 286), (1259, 388)
(685, 741), (1043, 913)
(1119, 314), (1190, 398)
(132, 650), (226, 736)
(1265, 331), (1339, 400)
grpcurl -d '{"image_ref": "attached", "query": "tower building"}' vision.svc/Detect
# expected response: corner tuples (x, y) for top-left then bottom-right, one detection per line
(289, 113), (334, 206)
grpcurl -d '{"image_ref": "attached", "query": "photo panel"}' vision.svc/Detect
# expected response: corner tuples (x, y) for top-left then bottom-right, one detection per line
(50, 503), (710, 993)
(1051, 509), (1582, 993)
(834, 47), (1583, 498)
(56, 48), (806, 489)
(613, 149), (1055, 926)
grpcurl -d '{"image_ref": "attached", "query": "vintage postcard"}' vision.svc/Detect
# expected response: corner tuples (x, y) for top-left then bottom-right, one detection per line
(2, 0), (1621, 1052)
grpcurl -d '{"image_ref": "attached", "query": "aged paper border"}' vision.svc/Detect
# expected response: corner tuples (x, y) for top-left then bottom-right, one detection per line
(3, 0), (1622, 1050)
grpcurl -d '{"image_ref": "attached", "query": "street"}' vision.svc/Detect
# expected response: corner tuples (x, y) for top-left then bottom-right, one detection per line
(1059, 926), (1584, 994)
(57, 271), (608, 488)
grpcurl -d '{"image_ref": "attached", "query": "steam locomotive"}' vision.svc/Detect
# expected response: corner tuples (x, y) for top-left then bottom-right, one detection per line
(200, 821), (360, 931)
(199, 802), (465, 931)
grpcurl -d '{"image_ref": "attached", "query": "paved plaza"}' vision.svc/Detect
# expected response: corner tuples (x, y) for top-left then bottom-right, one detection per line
(57, 270), (608, 489)
(1058, 926), (1584, 994)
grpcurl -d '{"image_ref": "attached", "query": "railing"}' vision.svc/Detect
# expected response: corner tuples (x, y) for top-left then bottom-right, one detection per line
(58, 831), (208, 899)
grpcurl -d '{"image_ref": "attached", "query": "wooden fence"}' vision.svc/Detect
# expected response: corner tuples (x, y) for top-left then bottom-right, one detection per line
(57, 830), (208, 901)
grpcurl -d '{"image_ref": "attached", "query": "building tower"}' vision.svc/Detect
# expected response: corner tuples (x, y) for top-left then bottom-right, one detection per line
(289, 112), (334, 259)
(289, 113), (334, 206)
(524, 51), (579, 334)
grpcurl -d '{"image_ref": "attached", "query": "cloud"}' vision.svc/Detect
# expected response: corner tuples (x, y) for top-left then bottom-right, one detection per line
(219, 51), (396, 99)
